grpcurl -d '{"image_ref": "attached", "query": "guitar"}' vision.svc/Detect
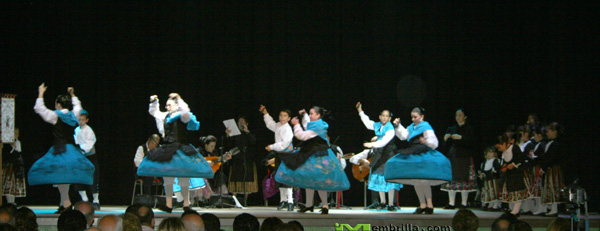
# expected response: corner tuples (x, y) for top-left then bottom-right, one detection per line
(352, 157), (372, 182)
(205, 147), (240, 173)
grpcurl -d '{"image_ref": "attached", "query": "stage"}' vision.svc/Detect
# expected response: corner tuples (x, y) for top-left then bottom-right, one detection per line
(29, 205), (599, 231)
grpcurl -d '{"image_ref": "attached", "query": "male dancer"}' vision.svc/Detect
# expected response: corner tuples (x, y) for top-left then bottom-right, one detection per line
(260, 105), (294, 211)
(74, 109), (101, 210)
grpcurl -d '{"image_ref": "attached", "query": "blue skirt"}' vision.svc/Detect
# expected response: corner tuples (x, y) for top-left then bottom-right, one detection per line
(275, 149), (350, 191)
(137, 149), (214, 178)
(28, 144), (95, 185)
(173, 178), (206, 193)
(384, 149), (452, 186)
(368, 173), (402, 192)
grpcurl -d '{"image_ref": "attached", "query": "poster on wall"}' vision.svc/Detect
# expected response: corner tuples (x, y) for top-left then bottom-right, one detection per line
(1, 94), (16, 143)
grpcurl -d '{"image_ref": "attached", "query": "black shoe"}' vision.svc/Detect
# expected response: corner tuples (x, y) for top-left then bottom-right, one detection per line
(424, 207), (434, 214)
(158, 204), (173, 213)
(297, 205), (314, 213)
(443, 204), (456, 210)
(277, 202), (287, 211)
(183, 206), (194, 212)
(320, 207), (329, 215)
(287, 203), (295, 211)
(480, 206), (488, 211)
(387, 205), (396, 212)
(55, 206), (71, 214)
(413, 207), (425, 214)
(173, 200), (184, 208)
(365, 202), (381, 210)
(92, 203), (101, 211)
(376, 203), (387, 210)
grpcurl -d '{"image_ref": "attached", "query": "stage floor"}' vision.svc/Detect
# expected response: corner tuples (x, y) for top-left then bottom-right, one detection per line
(30, 205), (599, 230)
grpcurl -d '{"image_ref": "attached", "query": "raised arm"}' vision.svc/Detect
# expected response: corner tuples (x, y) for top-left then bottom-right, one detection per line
(34, 83), (58, 124)
(148, 96), (167, 135)
(394, 118), (409, 140)
(68, 87), (83, 118)
(263, 113), (277, 132)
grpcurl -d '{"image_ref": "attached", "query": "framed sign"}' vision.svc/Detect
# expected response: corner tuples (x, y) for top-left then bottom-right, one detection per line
(1, 94), (16, 143)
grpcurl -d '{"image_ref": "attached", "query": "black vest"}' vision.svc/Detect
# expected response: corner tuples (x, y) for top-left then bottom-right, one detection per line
(163, 114), (188, 144)
(53, 118), (77, 146)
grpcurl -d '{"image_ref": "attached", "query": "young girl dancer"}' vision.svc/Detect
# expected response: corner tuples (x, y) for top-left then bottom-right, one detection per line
(497, 133), (531, 215)
(275, 107), (350, 214)
(479, 146), (502, 211)
(138, 93), (213, 213)
(541, 122), (565, 216)
(385, 107), (452, 214)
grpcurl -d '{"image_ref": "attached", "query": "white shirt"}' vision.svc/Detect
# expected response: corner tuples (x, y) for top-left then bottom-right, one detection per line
(394, 122), (439, 149)
(359, 111), (395, 148)
(293, 114), (318, 141)
(134, 143), (149, 167)
(34, 96), (83, 125)
(149, 99), (191, 135)
(264, 114), (294, 151)
(74, 124), (96, 153)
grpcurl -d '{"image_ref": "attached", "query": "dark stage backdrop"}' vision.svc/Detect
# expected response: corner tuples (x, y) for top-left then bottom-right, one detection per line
(1, 2), (598, 210)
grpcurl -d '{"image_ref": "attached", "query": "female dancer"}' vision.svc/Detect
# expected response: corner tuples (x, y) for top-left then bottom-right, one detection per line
(28, 84), (95, 213)
(541, 122), (565, 216)
(352, 102), (402, 211)
(259, 105), (295, 211)
(384, 107), (452, 214)
(441, 108), (476, 209)
(138, 93), (213, 213)
(497, 133), (530, 215)
(2, 128), (26, 204)
(275, 107), (350, 214)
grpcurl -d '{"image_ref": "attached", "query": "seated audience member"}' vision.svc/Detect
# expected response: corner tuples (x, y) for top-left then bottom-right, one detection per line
(0, 223), (16, 231)
(98, 215), (123, 231)
(201, 213), (222, 231)
(157, 218), (186, 231)
(452, 209), (479, 231)
(129, 204), (154, 231)
(57, 210), (87, 231)
(120, 213), (141, 231)
(260, 217), (283, 231)
(14, 207), (38, 231)
(181, 211), (205, 231)
(491, 213), (518, 231)
(547, 218), (570, 231)
(508, 220), (532, 231)
(74, 201), (95, 228)
(233, 213), (259, 231)
(275, 222), (303, 231)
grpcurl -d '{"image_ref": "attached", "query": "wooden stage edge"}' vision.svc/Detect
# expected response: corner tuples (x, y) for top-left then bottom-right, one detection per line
(28, 205), (599, 229)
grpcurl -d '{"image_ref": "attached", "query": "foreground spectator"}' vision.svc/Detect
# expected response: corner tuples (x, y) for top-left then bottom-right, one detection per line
(181, 211), (205, 231)
(157, 217), (186, 231)
(14, 207), (38, 231)
(74, 201), (95, 228)
(120, 213), (142, 231)
(491, 213), (518, 231)
(129, 205), (154, 231)
(57, 210), (87, 231)
(260, 217), (283, 231)
(452, 209), (479, 231)
(508, 220), (532, 231)
(547, 218), (570, 231)
(233, 213), (259, 231)
(98, 215), (123, 231)
(200, 213), (222, 231)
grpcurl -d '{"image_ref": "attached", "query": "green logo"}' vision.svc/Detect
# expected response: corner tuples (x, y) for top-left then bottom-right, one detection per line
(335, 223), (371, 231)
